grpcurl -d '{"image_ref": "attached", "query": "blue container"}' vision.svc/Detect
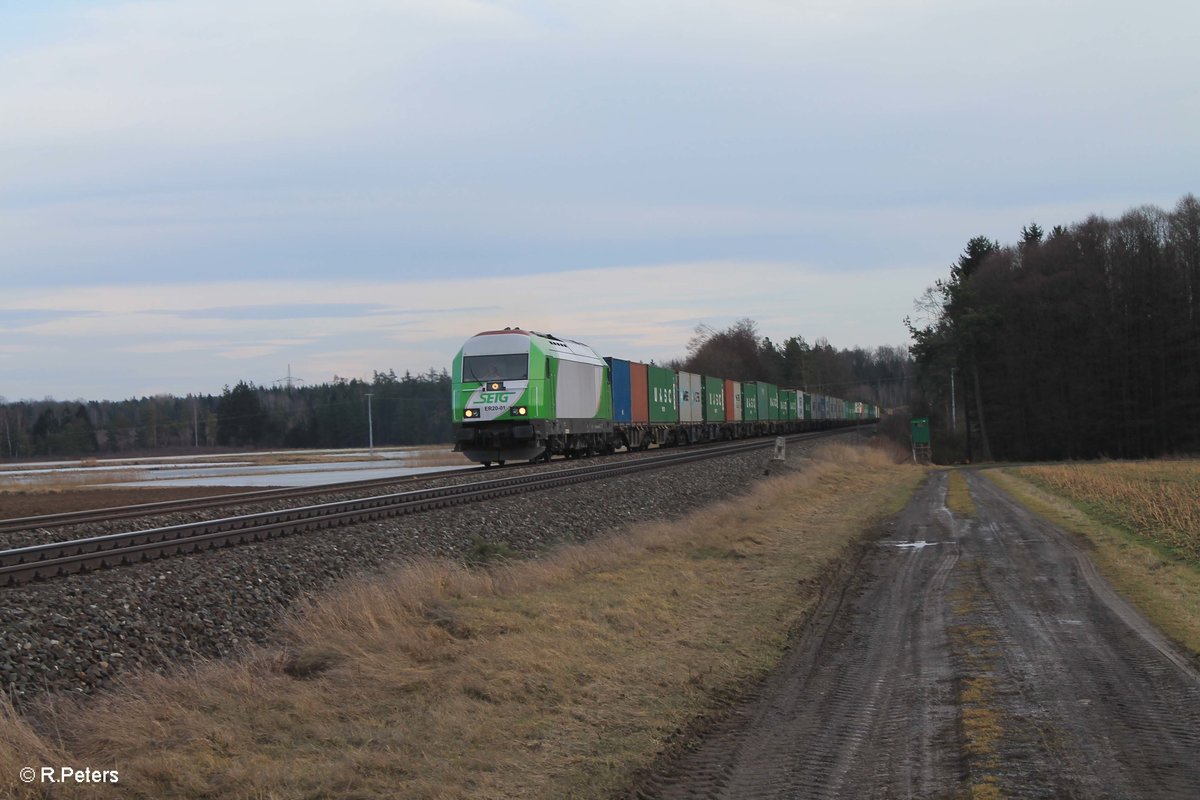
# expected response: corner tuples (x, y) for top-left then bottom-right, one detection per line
(605, 357), (632, 423)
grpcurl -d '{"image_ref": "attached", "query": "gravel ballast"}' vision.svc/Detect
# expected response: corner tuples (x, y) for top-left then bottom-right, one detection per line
(0, 438), (849, 707)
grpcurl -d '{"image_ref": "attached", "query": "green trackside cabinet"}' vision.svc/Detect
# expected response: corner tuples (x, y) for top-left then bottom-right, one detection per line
(647, 365), (679, 423)
(703, 375), (725, 422)
(910, 417), (931, 445)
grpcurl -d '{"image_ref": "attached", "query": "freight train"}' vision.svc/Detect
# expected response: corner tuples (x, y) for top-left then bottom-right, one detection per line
(452, 328), (879, 466)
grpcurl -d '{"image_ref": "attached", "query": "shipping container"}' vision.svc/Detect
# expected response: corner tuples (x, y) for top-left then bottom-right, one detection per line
(742, 381), (761, 421)
(801, 391), (812, 421)
(678, 371), (703, 423)
(724, 379), (742, 422)
(647, 365), (678, 423)
(759, 382), (778, 421)
(783, 389), (797, 421)
(704, 375), (725, 422)
(810, 393), (827, 420)
(605, 357), (631, 423)
(630, 361), (649, 423)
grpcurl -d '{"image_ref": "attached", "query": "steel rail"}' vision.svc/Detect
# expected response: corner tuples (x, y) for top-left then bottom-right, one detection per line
(0, 428), (861, 586)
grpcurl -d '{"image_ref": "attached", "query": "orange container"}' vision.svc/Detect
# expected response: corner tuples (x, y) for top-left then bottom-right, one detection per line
(724, 379), (742, 422)
(630, 361), (649, 423)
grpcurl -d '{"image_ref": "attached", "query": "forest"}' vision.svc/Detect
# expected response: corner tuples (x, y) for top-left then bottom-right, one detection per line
(670, 319), (913, 413)
(0, 330), (909, 460)
(0, 370), (452, 459)
(909, 194), (1200, 462)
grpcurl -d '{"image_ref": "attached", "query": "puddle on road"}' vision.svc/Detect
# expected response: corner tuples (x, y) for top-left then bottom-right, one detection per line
(891, 541), (942, 550)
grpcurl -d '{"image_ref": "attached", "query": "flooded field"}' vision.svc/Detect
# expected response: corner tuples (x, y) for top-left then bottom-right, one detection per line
(0, 446), (472, 490)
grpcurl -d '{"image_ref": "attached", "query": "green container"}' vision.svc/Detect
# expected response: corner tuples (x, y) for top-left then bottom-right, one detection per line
(784, 390), (797, 420)
(703, 375), (725, 422)
(741, 381), (761, 420)
(647, 365), (679, 423)
(802, 392), (812, 420)
(762, 383), (779, 421)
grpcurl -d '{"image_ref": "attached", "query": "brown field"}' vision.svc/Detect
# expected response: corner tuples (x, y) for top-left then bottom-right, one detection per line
(1016, 460), (1200, 560)
(1, 441), (924, 800)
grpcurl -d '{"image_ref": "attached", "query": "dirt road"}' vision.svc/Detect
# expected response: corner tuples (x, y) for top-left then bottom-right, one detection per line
(636, 470), (1200, 799)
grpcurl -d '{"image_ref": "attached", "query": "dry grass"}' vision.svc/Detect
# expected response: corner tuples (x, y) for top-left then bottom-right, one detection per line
(1017, 461), (1200, 560)
(0, 468), (145, 496)
(4, 442), (924, 800)
(403, 447), (474, 468)
(945, 469), (976, 519)
(0, 699), (71, 797)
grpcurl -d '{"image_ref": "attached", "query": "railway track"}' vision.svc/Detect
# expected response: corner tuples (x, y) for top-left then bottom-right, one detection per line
(0, 465), (487, 535)
(0, 429), (859, 586)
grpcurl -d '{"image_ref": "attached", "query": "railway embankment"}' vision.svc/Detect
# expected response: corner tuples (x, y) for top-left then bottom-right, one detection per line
(1, 439), (921, 799)
(1, 434), (869, 704)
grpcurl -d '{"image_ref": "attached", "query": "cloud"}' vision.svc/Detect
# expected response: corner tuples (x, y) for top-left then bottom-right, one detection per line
(0, 258), (932, 399)
(1, 0), (1196, 400)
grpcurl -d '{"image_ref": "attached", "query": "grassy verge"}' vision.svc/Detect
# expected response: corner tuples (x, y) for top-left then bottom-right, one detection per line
(986, 467), (1200, 658)
(945, 469), (976, 519)
(2, 442), (924, 800)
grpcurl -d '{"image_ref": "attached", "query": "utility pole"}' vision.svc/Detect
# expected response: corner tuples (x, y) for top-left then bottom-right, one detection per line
(274, 364), (305, 392)
(950, 367), (957, 432)
(191, 395), (199, 448)
(365, 392), (374, 452)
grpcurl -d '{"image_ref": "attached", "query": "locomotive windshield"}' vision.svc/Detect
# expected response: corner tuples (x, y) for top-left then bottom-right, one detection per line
(462, 353), (529, 382)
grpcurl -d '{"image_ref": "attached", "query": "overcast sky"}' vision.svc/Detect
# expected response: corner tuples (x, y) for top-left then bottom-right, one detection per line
(2, 0), (1196, 401)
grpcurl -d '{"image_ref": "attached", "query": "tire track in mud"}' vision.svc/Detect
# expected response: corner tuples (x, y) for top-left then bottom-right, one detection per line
(633, 473), (966, 799)
(632, 470), (1200, 799)
(955, 472), (1200, 798)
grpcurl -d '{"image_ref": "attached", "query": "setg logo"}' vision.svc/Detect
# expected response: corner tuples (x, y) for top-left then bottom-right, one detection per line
(463, 380), (529, 421)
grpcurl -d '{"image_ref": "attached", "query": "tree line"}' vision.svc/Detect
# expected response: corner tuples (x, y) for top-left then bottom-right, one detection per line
(0, 369), (452, 459)
(908, 194), (1200, 462)
(672, 318), (914, 411)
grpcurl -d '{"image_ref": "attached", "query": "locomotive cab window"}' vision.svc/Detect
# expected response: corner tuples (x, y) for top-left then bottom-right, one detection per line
(462, 354), (529, 382)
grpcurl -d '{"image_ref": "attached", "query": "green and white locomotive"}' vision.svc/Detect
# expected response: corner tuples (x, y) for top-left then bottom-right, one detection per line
(452, 328), (613, 466)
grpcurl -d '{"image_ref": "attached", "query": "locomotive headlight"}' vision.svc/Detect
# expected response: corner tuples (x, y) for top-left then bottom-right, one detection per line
(513, 406), (528, 416)
(488, 382), (503, 391)
(463, 409), (477, 418)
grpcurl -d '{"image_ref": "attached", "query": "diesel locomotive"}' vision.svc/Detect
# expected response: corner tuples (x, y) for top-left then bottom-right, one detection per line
(452, 328), (878, 466)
